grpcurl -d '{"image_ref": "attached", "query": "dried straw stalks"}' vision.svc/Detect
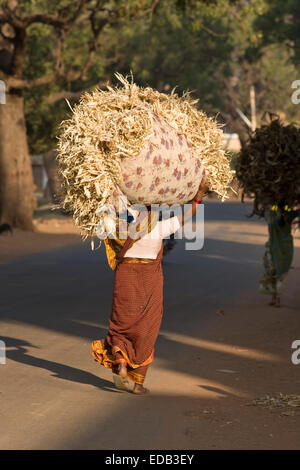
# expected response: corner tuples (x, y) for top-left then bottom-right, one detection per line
(236, 117), (300, 208)
(57, 73), (233, 238)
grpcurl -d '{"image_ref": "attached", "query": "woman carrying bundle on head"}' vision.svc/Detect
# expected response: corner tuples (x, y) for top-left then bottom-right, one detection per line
(57, 74), (232, 394)
(252, 199), (300, 307)
(91, 175), (209, 394)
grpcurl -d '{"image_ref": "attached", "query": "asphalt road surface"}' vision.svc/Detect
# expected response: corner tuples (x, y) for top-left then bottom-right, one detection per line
(1, 201), (300, 450)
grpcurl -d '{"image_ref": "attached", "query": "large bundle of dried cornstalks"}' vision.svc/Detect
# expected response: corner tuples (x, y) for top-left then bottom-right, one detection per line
(57, 73), (233, 238)
(236, 117), (300, 207)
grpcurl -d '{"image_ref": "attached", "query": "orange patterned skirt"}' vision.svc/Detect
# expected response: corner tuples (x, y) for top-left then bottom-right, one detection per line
(92, 245), (164, 385)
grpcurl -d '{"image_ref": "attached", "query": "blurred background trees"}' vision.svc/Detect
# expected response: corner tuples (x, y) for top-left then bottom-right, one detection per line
(0, 0), (299, 228)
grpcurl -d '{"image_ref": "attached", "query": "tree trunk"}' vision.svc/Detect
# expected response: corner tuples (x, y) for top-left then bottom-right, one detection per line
(0, 92), (35, 229)
(225, 114), (250, 149)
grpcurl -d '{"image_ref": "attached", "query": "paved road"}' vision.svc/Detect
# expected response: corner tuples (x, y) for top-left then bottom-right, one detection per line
(1, 201), (299, 449)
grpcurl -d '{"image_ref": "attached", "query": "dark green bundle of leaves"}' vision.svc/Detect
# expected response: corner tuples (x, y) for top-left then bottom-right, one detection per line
(236, 118), (300, 207)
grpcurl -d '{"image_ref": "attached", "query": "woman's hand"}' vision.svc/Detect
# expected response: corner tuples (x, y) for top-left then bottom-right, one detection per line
(195, 174), (210, 200)
(178, 174), (210, 227)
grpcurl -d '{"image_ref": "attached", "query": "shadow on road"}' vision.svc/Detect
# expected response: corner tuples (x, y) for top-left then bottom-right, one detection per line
(1, 202), (300, 449)
(2, 335), (121, 394)
(0, 234), (293, 399)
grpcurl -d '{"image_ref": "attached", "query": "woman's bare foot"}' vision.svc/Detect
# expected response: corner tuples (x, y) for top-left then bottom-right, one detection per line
(112, 360), (130, 391)
(116, 362), (128, 378)
(133, 383), (149, 395)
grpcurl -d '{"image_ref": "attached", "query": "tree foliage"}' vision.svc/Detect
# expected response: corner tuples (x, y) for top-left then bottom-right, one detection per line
(1, 0), (299, 154)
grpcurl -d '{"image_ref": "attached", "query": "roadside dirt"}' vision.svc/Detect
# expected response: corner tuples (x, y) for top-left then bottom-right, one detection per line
(0, 212), (81, 264)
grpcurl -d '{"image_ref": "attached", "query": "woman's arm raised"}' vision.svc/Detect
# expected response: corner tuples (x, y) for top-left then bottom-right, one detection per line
(177, 175), (210, 227)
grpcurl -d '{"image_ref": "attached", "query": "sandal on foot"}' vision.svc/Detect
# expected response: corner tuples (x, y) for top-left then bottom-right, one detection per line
(113, 374), (130, 391)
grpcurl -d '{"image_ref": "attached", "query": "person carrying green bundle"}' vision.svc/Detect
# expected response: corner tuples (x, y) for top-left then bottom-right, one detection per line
(255, 202), (300, 307)
(235, 116), (300, 307)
